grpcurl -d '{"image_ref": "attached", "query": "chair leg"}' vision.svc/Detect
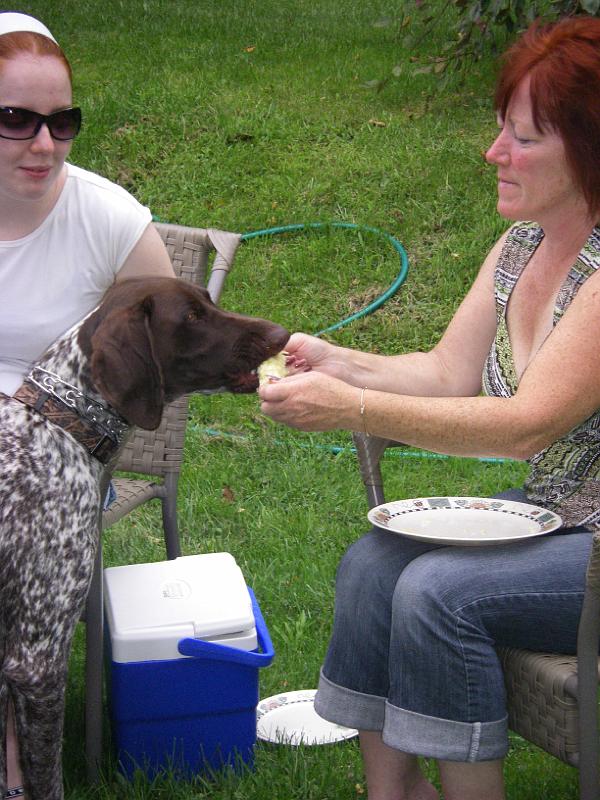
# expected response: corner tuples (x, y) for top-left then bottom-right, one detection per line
(162, 473), (181, 560)
(85, 543), (104, 783)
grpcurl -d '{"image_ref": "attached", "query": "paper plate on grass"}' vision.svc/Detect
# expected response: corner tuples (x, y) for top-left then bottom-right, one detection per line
(256, 689), (358, 746)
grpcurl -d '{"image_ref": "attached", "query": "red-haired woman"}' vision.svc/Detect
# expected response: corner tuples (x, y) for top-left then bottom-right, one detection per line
(0, 12), (174, 800)
(261, 17), (600, 800)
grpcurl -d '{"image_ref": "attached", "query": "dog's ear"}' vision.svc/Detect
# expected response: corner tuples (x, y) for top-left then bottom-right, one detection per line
(89, 301), (165, 430)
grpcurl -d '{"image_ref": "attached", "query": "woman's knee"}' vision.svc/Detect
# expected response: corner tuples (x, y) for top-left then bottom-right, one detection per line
(391, 549), (476, 629)
(337, 531), (383, 586)
(335, 531), (410, 614)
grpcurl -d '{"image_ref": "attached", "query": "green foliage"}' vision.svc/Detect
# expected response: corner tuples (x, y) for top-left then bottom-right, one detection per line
(372, 0), (599, 84)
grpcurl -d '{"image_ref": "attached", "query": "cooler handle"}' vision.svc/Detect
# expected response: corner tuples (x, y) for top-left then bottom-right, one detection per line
(177, 588), (275, 667)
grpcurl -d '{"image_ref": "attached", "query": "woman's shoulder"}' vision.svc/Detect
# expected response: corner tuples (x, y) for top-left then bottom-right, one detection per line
(64, 163), (151, 217)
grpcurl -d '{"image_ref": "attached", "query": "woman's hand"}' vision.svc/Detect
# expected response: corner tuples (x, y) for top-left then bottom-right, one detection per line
(283, 333), (351, 382)
(259, 369), (358, 432)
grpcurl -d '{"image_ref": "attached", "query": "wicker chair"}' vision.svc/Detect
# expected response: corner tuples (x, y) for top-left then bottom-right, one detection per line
(83, 223), (242, 780)
(352, 431), (600, 800)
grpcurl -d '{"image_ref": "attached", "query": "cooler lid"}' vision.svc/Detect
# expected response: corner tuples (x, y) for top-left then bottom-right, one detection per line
(104, 553), (255, 662)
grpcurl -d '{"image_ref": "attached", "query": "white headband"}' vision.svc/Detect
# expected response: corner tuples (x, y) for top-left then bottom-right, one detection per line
(0, 12), (57, 44)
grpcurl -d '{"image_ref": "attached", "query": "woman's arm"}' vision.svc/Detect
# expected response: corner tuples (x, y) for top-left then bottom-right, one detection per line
(349, 268), (600, 459)
(260, 239), (600, 461)
(115, 223), (175, 281)
(283, 234), (503, 399)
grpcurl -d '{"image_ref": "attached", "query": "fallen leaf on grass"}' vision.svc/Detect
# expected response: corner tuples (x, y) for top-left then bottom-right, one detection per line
(226, 132), (255, 144)
(361, 78), (386, 91)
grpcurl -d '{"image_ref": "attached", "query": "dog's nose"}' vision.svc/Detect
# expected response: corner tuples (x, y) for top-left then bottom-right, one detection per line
(268, 323), (290, 350)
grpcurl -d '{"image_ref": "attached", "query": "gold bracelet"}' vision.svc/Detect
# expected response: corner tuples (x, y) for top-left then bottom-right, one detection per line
(360, 386), (369, 437)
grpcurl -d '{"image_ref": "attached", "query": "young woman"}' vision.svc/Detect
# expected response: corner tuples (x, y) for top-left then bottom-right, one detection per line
(260, 17), (600, 800)
(0, 12), (174, 800)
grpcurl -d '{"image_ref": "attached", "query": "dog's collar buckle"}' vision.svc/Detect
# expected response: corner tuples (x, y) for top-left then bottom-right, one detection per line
(90, 433), (120, 463)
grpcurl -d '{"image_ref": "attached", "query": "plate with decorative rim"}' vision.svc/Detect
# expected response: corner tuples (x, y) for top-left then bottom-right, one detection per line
(256, 689), (358, 746)
(368, 496), (561, 545)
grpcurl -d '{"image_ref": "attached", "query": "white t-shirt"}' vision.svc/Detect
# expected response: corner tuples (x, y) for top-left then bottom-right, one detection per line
(0, 163), (152, 395)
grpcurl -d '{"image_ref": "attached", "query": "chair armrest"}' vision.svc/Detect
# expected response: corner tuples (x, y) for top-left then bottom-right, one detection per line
(352, 432), (400, 510)
(204, 229), (242, 304)
(572, 530), (600, 796)
(576, 530), (600, 670)
(152, 223), (242, 304)
(584, 530), (600, 600)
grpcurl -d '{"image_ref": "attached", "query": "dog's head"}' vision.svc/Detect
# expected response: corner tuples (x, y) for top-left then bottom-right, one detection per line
(78, 277), (289, 430)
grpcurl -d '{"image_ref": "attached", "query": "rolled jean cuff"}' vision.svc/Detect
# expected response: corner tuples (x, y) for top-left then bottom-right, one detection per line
(383, 702), (509, 762)
(315, 668), (385, 730)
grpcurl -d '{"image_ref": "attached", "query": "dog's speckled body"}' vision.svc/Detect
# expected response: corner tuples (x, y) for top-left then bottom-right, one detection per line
(0, 277), (288, 799)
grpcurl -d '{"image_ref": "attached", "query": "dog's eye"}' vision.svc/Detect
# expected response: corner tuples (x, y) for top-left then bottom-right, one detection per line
(186, 309), (201, 322)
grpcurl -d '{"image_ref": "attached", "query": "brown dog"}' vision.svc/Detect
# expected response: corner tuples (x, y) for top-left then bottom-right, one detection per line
(80, 275), (289, 429)
(0, 276), (289, 800)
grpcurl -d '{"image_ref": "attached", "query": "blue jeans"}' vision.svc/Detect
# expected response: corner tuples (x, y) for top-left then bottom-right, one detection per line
(103, 480), (117, 510)
(314, 492), (593, 762)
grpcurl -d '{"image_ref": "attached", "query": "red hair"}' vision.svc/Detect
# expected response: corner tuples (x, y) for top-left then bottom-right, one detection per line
(0, 31), (72, 82)
(495, 16), (600, 218)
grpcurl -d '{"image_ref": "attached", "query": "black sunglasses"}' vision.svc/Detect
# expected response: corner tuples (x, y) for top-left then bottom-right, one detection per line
(0, 106), (82, 141)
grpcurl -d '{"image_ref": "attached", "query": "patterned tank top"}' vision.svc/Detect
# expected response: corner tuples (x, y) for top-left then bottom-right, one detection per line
(482, 221), (600, 529)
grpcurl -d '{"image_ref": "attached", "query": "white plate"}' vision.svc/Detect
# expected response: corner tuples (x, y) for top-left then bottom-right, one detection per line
(368, 496), (561, 545)
(256, 689), (358, 746)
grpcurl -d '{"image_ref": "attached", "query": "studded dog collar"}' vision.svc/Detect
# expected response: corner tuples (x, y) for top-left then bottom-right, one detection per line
(12, 367), (129, 465)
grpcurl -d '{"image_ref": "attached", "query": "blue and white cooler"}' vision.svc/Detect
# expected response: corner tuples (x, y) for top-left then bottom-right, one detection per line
(103, 552), (275, 779)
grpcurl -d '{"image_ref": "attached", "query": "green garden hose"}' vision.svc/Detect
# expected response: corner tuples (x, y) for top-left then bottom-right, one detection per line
(240, 221), (409, 336)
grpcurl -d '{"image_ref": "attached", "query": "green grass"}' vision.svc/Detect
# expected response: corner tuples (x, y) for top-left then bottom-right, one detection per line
(14, 0), (580, 797)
